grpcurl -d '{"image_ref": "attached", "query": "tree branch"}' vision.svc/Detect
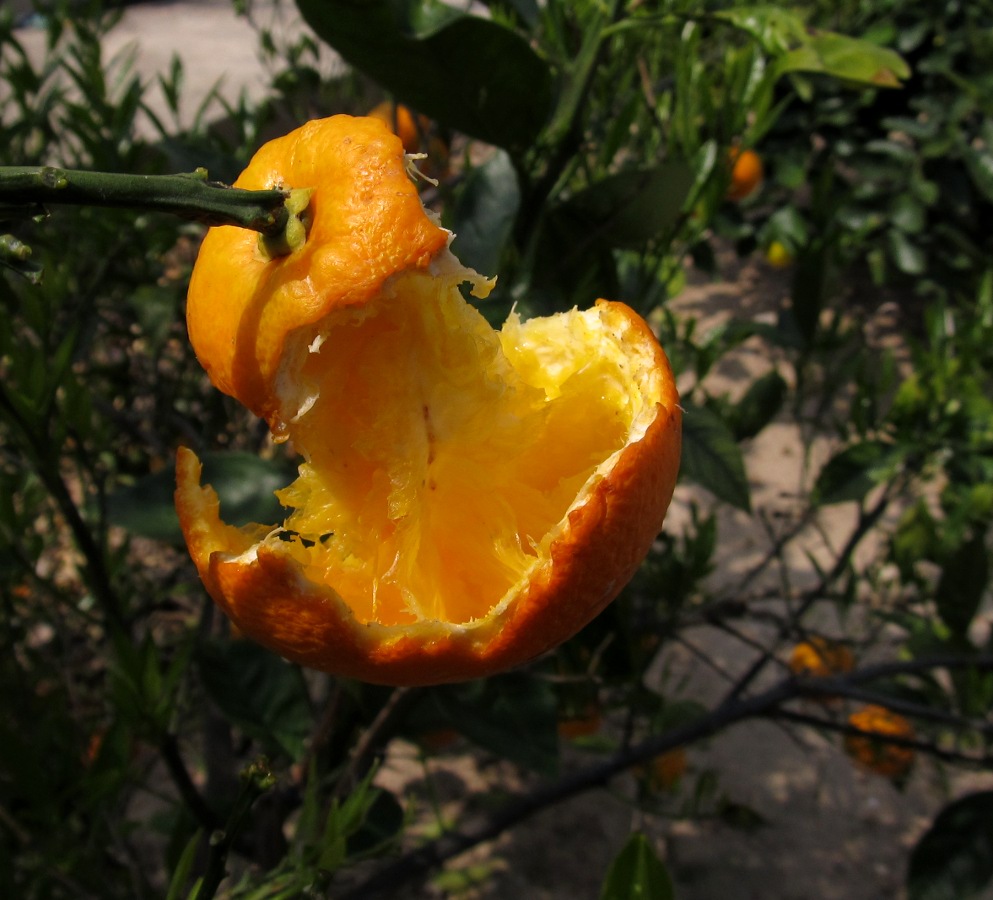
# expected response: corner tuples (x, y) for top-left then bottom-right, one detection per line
(0, 165), (289, 234)
(339, 652), (993, 899)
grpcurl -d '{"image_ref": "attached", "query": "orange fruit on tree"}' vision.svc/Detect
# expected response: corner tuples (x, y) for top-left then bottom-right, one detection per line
(844, 704), (915, 781)
(367, 100), (449, 180)
(367, 100), (424, 155)
(635, 748), (687, 792)
(764, 240), (793, 269)
(726, 147), (764, 201)
(788, 636), (855, 679)
(557, 703), (603, 740)
(176, 115), (682, 686)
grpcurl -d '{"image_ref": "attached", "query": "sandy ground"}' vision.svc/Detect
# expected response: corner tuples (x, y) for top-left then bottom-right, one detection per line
(13, 3), (993, 897)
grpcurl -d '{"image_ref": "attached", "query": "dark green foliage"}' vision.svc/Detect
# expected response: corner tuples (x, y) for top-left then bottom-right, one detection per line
(4, 1), (993, 899)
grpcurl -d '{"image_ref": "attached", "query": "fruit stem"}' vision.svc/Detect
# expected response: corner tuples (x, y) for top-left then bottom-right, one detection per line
(0, 165), (292, 231)
(257, 187), (314, 259)
(0, 165), (314, 276)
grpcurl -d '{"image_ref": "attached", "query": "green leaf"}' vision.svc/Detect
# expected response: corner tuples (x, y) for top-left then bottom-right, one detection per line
(774, 31), (910, 88)
(908, 791), (993, 900)
(450, 150), (520, 277)
(437, 673), (559, 773)
(319, 767), (382, 873)
(196, 639), (313, 761)
(346, 790), (404, 857)
(294, 0), (552, 152)
(599, 832), (674, 900)
(107, 451), (296, 544)
(961, 137), (993, 205)
(890, 195), (927, 235)
(713, 9), (908, 88)
(812, 440), (901, 506)
(935, 529), (990, 637)
(554, 162), (694, 250)
(680, 402), (751, 512)
(165, 830), (203, 900)
(784, 240), (829, 348)
(888, 229), (927, 276)
(728, 370), (788, 440)
(711, 7), (810, 56)
(891, 501), (939, 580)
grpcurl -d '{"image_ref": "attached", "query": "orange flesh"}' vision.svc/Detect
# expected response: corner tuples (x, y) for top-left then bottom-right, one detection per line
(268, 272), (642, 627)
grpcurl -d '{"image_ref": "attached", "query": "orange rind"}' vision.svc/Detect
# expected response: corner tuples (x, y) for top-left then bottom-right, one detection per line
(176, 115), (681, 686)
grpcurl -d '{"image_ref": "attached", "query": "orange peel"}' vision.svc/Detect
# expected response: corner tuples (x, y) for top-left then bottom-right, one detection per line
(176, 115), (681, 685)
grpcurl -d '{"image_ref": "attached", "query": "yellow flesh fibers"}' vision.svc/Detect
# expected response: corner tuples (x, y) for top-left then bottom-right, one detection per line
(272, 274), (638, 626)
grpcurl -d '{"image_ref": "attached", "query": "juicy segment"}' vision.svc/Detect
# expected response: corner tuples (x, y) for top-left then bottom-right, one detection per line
(266, 271), (652, 628)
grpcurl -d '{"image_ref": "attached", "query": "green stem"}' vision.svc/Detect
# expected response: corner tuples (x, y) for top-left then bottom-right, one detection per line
(0, 165), (290, 234)
(194, 758), (276, 900)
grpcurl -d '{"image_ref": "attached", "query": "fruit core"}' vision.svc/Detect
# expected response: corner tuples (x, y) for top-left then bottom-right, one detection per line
(250, 260), (658, 629)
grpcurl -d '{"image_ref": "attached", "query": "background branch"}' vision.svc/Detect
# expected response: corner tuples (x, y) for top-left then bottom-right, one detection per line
(341, 652), (993, 898)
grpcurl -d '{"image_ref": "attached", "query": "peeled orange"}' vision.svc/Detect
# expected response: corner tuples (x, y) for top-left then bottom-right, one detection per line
(176, 115), (681, 686)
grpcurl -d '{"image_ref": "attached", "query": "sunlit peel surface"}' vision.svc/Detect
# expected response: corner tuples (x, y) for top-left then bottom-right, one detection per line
(269, 272), (641, 627)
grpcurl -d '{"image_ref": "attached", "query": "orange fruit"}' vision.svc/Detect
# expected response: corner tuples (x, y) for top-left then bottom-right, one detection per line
(844, 705), (915, 781)
(764, 240), (793, 268)
(636, 748), (687, 792)
(367, 100), (424, 155)
(176, 115), (681, 686)
(416, 727), (460, 752)
(788, 637), (855, 679)
(726, 147), (763, 201)
(367, 100), (449, 180)
(557, 704), (603, 740)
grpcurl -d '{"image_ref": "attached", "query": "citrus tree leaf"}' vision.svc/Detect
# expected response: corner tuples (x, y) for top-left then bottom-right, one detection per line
(346, 790), (405, 857)
(294, 0), (552, 152)
(449, 149), (520, 278)
(961, 124), (993, 204)
(935, 529), (990, 637)
(812, 440), (902, 506)
(728, 370), (788, 440)
(553, 162), (694, 250)
(599, 832), (674, 900)
(711, 7), (811, 54)
(714, 9), (909, 88)
(783, 239), (829, 348)
(107, 451), (295, 544)
(888, 229), (928, 276)
(436, 673), (559, 773)
(774, 32), (910, 88)
(680, 402), (752, 512)
(908, 791), (993, 900)
(195, 639), (312, 761)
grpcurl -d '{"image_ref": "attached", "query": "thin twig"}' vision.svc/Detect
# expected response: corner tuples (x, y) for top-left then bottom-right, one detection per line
(771, 708), (993, 768)
(160, 734), (220, 832)
(339, 652), (993, 898)
(334, 687), (419, 798)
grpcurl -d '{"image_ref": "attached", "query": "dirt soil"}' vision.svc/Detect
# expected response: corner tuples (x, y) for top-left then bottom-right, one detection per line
(15, 3), (993, 897)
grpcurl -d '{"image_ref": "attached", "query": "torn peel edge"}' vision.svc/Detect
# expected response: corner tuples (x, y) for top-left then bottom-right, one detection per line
(173, 298), (681, 684)
(173, 399), (677, 686)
